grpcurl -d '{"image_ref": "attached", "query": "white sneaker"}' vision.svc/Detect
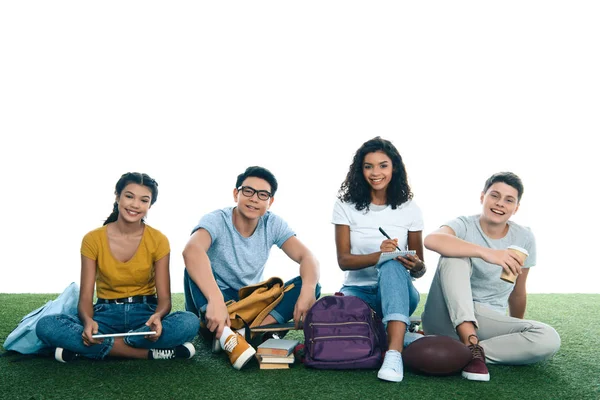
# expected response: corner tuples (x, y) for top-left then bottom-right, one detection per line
(377, 350), (404, 382)
(404, 331), (424, 347)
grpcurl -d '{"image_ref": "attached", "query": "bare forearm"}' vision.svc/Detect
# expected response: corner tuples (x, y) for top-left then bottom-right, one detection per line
(299, 254), (319, 289)
(154, 297), (172, 319)
(509, 294), (527, 319)
(424, 232), (486, 258)
(183, 248), (223, 303)
(78, 302), (94, 324)
(337, 252), (381, 271)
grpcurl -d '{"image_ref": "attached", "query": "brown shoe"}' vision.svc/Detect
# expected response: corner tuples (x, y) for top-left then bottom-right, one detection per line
(223, 332), (256, 370)
(462, 335), (490, 381)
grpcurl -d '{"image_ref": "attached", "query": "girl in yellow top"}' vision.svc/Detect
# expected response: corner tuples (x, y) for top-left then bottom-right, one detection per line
(37, 172), (199, 362)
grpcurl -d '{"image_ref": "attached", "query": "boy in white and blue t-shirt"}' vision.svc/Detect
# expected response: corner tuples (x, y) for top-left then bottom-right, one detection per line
(183, 166), (320, 370)
(422, 172), (561, 382)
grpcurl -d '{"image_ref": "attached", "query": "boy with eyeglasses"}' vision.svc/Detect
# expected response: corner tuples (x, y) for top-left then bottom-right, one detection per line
(183, 166), (321, 370)
(421, 172), (561, 382)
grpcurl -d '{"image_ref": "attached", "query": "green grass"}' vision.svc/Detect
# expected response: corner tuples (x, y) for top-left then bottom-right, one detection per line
(1, 294), (598, 400)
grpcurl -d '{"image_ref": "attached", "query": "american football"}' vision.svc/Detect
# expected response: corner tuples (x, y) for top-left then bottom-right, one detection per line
(403, 335), (472, 376)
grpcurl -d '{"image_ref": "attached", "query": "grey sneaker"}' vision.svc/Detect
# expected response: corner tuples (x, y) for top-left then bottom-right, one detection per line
(149, 342), (196, 360)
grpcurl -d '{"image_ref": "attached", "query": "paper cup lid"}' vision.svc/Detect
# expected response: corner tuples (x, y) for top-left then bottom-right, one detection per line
(508, 245), (529, 256)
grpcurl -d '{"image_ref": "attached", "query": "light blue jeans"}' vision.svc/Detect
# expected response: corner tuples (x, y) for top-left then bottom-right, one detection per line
(340, 260), (420, 327)
(184, 272), (321, 324)
(36, 302), (199, 360)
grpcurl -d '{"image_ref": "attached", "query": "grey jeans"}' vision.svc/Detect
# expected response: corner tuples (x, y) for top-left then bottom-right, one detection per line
(421, 257), (561, 365)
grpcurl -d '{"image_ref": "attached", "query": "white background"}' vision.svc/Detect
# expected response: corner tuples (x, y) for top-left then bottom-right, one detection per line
(1, 2), (598, 295)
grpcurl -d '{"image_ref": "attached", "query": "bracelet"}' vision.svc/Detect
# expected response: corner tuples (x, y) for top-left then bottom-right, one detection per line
(410, 262), (426, 279)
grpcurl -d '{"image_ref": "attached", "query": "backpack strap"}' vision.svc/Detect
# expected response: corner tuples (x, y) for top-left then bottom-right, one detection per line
(238, 277), (284, 299)
(249, 282), (294, 329)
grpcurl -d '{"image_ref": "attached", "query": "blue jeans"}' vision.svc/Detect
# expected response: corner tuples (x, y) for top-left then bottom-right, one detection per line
(184, 271), (321, 324)
(340, 260), (419, 326)
(36, 302), (199, 360)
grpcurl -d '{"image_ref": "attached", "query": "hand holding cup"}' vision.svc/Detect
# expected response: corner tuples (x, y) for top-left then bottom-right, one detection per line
(501, 245), (529, 283)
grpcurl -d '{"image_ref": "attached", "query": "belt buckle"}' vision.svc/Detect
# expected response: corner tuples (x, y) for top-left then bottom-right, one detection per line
(128, 296), (134, 303)
(114, 298), (123, 305)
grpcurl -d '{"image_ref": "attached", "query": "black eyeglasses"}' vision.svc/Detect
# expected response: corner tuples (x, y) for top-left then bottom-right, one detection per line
(237, 186), (272, 201)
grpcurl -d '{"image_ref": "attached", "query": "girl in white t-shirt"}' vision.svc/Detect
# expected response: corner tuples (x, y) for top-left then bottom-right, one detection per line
(332, 136), (426, 383)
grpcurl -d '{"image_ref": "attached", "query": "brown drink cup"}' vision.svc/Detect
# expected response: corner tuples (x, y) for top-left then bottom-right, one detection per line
(501, 245), (529, 283)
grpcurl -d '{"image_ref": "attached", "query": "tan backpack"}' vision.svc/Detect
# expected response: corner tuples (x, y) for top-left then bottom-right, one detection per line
(226, 277), (294, 331)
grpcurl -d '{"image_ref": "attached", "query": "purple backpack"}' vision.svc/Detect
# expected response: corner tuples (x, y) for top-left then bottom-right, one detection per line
(303, 294), (387, 369)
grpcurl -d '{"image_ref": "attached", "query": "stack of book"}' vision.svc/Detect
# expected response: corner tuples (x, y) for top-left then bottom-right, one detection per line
(256, 338), (299, 370)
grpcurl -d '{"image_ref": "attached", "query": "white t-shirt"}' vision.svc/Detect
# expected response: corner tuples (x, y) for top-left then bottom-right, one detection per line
(331, 199), (424, 287)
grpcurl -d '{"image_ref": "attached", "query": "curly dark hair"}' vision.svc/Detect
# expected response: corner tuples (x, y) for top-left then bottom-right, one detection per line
(338, 137), (413, 211)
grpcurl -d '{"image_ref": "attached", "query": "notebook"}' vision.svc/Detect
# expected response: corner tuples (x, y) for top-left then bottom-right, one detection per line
(377, 250), (416, 265)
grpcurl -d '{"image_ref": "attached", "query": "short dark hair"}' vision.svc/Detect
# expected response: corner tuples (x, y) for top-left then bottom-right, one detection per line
(483, 172), (524, 201)
(235, 166), (278, 196)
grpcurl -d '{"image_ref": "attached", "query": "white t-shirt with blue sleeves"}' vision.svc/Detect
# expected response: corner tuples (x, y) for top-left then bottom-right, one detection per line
(445, 215), (537, 313)
(192, 207), (295, 291)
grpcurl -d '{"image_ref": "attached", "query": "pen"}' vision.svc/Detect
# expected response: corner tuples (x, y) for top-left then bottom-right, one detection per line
(378, 227), (402, 252)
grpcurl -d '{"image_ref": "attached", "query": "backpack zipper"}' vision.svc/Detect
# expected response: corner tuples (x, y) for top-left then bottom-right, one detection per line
(310, 321), (369, 327)
(310, 335), (370, 342)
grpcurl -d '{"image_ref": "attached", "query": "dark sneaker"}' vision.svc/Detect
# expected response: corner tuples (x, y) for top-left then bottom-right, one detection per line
(55, 347), (78, 363)
(462, 335), (490, 382)
(149, 342), (196, 360)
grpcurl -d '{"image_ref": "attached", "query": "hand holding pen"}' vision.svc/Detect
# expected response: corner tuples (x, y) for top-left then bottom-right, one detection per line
(378, 227), (426, 277)
(378, 227), (403, 252)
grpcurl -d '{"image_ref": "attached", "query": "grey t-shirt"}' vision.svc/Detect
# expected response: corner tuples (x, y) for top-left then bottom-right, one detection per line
(192, 207), (295, 291)
(445, 215), (537, 313)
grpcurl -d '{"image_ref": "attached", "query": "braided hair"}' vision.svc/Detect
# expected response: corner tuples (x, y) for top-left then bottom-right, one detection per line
(103, 172), (159, 225)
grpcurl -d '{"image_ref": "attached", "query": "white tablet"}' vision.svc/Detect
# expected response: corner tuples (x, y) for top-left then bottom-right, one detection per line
(92, 331), (157, 339)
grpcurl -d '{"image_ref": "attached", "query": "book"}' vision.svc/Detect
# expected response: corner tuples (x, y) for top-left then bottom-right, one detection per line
(258, 353), (295, 364)
(259, 362), (290, 370)
(377, 250), (416, 265)
(256, 338), (299, 356)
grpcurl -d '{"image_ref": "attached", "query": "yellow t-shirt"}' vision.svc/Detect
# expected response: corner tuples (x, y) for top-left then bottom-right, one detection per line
(80, 224), (170, 299)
